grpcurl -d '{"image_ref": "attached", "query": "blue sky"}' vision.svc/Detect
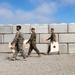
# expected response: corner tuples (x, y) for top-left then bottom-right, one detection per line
(0, 0), (75, 24)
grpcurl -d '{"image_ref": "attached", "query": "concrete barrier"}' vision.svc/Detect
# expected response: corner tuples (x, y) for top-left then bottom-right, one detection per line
(3, 34), (15, 43)
(59, 44), (67, 53)
(0, 24), (75, 53)
(49, 23), (67, 33)
(68, 23), (75, 33)
(0, 35), (3, 43)
(69, 44), (75, 53)
(40, 34), (58, 43)
(13, 24), (30, 33)
(0, 44), (11, 52)
(24, 34), (40, 43)
(59, 34), (75, 43)
(31, 24), (48, 33)
(0, 26), (13, 33)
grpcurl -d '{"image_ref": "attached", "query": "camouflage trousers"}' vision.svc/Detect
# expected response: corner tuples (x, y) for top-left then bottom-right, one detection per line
(47, 44), (51, 53)
(13, 43), (26, 59)
(28, 43), (40, 55)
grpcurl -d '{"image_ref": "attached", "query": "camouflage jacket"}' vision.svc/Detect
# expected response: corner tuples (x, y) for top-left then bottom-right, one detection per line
(28, 32), (36, 44)
(47, 32), (56, 42)
(12, 31), (24, 44)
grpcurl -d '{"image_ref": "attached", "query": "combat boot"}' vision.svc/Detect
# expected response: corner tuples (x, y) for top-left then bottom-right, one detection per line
(38, 54), (41, 57)
(10, 58), (16, 61)
(57, 51), (60, 55)
(44, 52), (49, 55)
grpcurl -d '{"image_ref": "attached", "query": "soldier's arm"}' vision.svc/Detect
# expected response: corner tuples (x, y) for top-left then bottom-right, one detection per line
(47, 37), (51, 40)
(53, 33), (56, 41)
(19, 32), (24, 40)
(12, 32), (19, 43)
(28, 33), (34, 43)
(47, 33), (53, 40)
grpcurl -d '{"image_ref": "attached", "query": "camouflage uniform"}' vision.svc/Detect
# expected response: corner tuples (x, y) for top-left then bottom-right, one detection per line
(12, 31), (26, 59)
(27, 32), (40, 55)
(47, 32), (56, 54)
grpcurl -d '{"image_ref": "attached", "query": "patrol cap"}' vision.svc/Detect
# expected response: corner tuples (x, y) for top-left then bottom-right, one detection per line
(31, 28), (35, 30)
(16, 25), (21, 29)
(51, 28), (54, 30)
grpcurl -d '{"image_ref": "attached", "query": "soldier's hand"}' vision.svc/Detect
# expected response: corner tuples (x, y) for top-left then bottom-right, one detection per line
(46, 39), (48, 41)
(51, 41), (53, 44)
(11, 42), (13, 45)
(55, 40), (56, 42)
(26, 42), (28, 44)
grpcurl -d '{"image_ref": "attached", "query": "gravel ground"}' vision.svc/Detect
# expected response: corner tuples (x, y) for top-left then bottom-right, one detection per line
(0, 53), (75, 75)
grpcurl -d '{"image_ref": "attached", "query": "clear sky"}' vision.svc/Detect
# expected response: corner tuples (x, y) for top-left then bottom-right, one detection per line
(0, 0), (75, 24)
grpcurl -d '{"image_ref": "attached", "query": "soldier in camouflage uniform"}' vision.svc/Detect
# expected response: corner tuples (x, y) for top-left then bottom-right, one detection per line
(26, 28), (41, 57)
(11, 26), (26, 61)
(45, 28), (57, 55)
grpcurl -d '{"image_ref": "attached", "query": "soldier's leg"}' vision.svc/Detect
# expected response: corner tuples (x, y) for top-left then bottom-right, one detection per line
(32, 44), (40, 55)
(47, 45), (51, 54)
(11, 46), (19, 60)
(13, 50), (19, 58)
(27, 44), (33, 56)
(57, 51), (60, 55)
(18, 43), (26, 59)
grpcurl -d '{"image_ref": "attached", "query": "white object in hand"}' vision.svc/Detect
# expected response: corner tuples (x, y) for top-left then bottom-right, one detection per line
(23, 40), (30, 49)
(11, 49), (15, 53)
(51, 42), (59, 52)
(9, 42), (15, 53)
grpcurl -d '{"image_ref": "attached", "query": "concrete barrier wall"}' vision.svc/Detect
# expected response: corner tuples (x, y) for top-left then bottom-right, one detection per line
(0, 23), (75, 53)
